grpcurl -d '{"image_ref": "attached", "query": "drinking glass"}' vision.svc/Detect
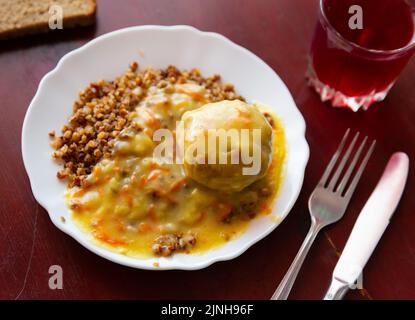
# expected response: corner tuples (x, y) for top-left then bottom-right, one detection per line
(308, 0), (415, 111)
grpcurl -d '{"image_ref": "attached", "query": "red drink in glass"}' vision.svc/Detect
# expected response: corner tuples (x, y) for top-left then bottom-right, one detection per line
(309, 0), (415, 111)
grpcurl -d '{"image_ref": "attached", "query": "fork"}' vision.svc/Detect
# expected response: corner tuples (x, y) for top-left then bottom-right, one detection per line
(270, 129), (376, 300)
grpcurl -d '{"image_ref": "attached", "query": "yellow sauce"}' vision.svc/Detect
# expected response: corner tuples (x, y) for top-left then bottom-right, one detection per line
(67, 83), (286, 258)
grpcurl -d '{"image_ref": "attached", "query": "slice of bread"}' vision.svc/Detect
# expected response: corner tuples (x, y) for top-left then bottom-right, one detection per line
(0, 0), (96, 40)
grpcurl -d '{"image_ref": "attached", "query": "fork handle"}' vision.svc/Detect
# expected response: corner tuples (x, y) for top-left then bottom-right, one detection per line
(271, 221), (322, 300)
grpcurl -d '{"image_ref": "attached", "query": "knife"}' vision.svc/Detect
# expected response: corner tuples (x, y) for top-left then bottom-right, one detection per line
(323, 152), (409, 300)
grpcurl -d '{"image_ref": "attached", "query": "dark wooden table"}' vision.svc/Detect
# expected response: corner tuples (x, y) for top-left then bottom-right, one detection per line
(1, 0), (414, 300)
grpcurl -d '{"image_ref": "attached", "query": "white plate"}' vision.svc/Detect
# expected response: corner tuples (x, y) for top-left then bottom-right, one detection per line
(22, 25), (309, 270)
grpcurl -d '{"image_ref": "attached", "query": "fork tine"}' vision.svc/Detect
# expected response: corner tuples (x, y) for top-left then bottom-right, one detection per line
(327, 132), (360, 190)
(319, 129), (350, 186)
(344, 140), (376, 198)
(336, 136), (368, 194)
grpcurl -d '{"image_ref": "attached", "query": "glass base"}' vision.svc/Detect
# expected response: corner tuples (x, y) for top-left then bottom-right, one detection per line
(307, 65), (393, 112)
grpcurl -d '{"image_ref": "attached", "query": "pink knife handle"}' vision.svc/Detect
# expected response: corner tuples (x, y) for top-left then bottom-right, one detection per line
(333, 152), (409, 284)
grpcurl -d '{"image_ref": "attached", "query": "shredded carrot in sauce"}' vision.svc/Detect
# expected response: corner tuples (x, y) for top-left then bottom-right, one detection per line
(145, 169), (161, 183)
(138, 222), (152, 233)
(169, 178), (187, 192)
(150, 187), (177, 204)
(217, 203), (233, 222)
(92, 229), (126, 246)
(147, 204), (158, 222)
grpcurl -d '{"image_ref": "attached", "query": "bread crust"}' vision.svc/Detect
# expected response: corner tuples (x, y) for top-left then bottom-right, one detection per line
(0, 0), (96, 40)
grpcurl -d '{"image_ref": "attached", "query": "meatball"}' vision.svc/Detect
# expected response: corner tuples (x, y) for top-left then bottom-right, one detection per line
(179, 100), (273, 192)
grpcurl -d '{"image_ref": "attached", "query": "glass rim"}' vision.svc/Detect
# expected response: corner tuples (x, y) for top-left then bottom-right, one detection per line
(319, 0), (415, 56)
